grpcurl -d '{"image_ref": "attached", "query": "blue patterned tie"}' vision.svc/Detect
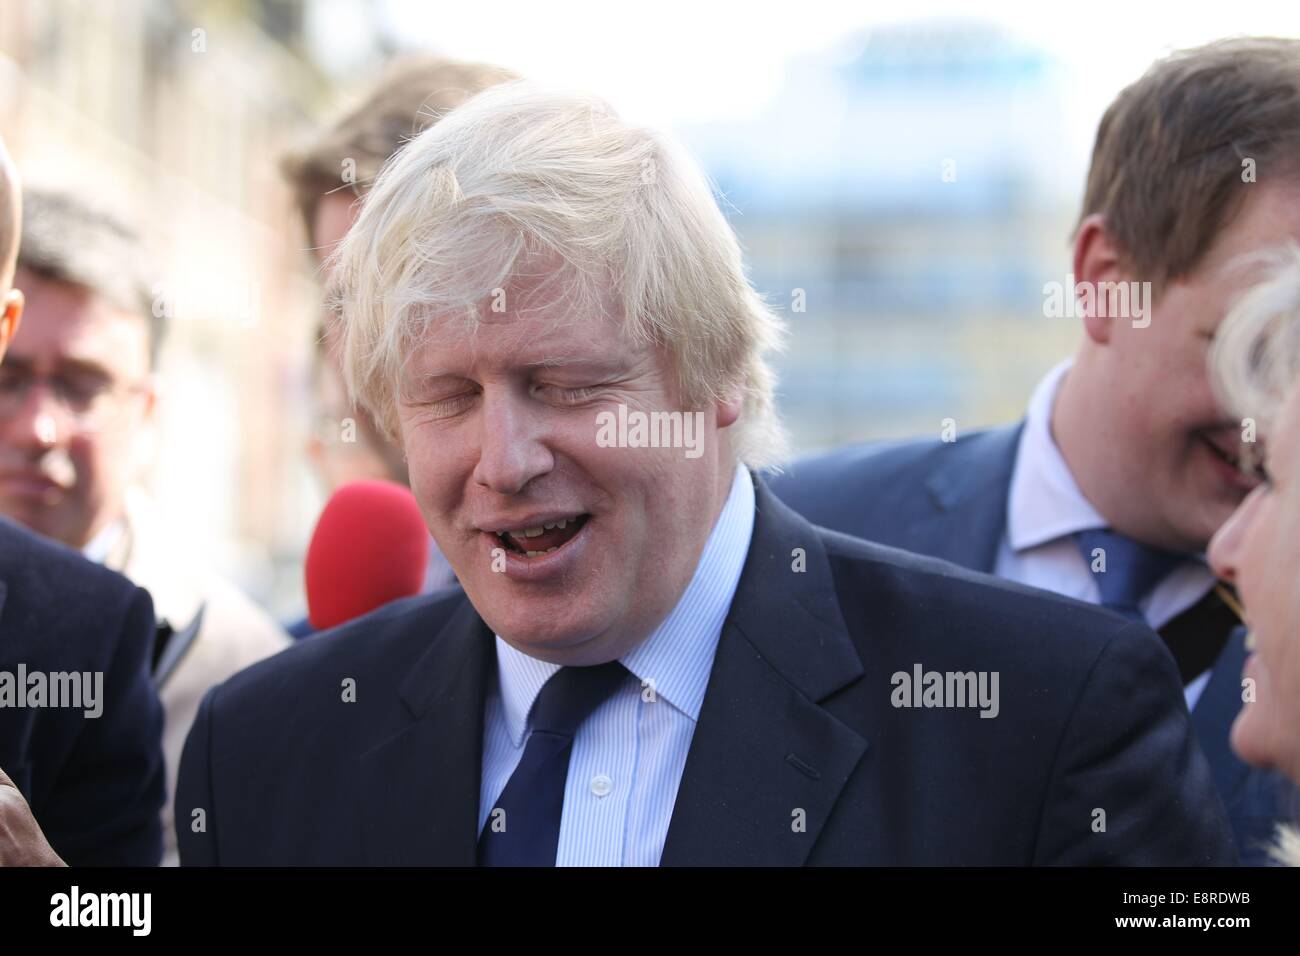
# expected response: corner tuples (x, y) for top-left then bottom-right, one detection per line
(1074, 528), (1184, 622)
(478, 660), (628, 866)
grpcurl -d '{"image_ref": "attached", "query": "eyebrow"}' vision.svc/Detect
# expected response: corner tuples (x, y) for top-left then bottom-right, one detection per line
(0, 354), (114, 380)
(526, 357), (628, 373)
(407, 357), (629, 381)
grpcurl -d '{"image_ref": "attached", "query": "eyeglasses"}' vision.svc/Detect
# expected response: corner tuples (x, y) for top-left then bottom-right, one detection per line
(0, 366), (150, 429)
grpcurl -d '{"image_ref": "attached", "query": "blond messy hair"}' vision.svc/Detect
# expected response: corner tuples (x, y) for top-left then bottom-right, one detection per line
(328, 80), (788, 469)
(1212, 243), (1300, 438)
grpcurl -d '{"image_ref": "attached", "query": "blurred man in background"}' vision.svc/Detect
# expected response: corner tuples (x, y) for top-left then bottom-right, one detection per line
(0, 138), (165, 867)
(279, 55), (518, 633)
(772, 37), (1300, 864)
(0, 188), (289, 865)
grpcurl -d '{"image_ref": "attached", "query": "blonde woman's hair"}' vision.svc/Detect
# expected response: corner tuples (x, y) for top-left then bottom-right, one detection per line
(327, 80), (788, 469)
(1274, 823), (1300, 867)
(1212, 242), (1300, 438)
(1211, 242), (1300, 867)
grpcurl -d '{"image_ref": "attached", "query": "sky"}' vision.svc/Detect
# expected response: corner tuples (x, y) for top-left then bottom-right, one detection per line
(299, 0), (1300, 209)
(343, 0), (1300, 133)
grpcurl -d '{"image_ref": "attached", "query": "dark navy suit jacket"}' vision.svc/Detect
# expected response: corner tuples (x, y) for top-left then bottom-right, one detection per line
(0, 517), (166, 865)
(177, 479), (1234, 865)
(770, 425), (1296, 865)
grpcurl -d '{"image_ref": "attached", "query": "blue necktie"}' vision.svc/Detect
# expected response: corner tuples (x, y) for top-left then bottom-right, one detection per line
(1074, 528), (1184, 622)
(478, 660), (628, 866)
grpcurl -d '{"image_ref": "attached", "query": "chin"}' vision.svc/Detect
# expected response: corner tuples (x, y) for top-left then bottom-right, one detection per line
(1230, 707), (1278, 773)
(484, 602), (609, 654)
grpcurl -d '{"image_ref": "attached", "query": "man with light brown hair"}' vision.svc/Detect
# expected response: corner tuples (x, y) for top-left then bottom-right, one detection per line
(283, 55), (519, 268)
(774, 37), (1300, 864)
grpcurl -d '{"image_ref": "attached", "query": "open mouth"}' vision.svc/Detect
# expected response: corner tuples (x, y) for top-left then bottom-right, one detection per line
(492, 514), (591, 558)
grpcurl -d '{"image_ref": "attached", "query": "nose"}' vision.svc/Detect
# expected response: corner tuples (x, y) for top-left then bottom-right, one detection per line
(2, 382), (67, 449)
(471, 389), (554, 496)
(1208, 486), (1261, 585)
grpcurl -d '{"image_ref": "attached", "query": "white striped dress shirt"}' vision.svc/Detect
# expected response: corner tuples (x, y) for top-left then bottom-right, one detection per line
(478, 462), (755, 866)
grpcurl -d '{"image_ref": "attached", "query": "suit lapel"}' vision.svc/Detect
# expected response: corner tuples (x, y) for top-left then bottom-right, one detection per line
(909, 422), (1023, 572)
(359, 597), (494, 865)
(660, 480), (868, 866)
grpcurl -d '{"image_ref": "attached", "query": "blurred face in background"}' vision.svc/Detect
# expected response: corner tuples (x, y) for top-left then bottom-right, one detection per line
(1069, 182), (1300, 552)
(311, 191), (359, 273)
(0, 267), (155, 548)
(1208, 379), (1300, 785)
(395, 266), (739, 666)
(304, 190), (410, 492)
(306, 351), (408, 491)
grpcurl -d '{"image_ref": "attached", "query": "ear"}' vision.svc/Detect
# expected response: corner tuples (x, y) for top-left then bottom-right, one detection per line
(1072, 213), (1127, 346)
(0, 287), (23, 362)
(715, 393), (742, 430)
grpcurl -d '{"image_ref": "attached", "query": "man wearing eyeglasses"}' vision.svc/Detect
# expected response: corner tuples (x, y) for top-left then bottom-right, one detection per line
(0, 188), (289, 866)
(0, 142), (166, 867)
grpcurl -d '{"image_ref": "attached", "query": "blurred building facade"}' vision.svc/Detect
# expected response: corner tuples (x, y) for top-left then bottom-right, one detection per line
(681, 19), (1084, 451)
(0, 0), (342, 615)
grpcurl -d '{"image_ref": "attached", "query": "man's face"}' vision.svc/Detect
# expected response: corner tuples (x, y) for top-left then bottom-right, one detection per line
(0, 268), (154, 548)
(395, 269), (738, 665)
(1208, 380), (1300, 784)
(311, 191), (360, 275)
(1087, 182), (1300, 551)
(307, 354), (409, 492)
(304, 191), (412, 492)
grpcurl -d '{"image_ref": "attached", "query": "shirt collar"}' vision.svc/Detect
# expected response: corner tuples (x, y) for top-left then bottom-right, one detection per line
(494, 462), (756, 746)
(1006, 358), (1108, 551)
(81, 519), (126, 565)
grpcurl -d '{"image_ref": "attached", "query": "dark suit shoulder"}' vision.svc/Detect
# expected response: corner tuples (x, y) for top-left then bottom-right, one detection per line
(204, 587), (470, 724)
(0, 518), (147, 673)
(766, 425), (1020, 536)
(817, 525), (1152, 673)
(0, 517), (140, 610)
(769, 434), (942, 500)
(0, 519), (165, 866)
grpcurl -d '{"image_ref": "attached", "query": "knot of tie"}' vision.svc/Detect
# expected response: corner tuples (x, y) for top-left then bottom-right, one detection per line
(1074, 528), (1185, 621)
(529, 660), (630, 738)
(478, 659), (629, 867)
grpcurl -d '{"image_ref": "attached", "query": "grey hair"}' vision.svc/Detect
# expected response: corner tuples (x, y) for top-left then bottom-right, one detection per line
(17, 188), (160, 366)
(327, 80), (788, 469)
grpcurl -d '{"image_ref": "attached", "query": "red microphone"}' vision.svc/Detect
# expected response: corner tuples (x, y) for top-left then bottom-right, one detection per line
(305, 480), (431, 630)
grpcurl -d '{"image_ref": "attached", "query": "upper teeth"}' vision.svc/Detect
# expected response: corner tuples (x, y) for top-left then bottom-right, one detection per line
(500, 516), (575, 536)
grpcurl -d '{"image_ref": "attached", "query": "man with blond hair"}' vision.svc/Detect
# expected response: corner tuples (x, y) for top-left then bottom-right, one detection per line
(178, 82), (1233, 866)
(773, 37), (1300, 864)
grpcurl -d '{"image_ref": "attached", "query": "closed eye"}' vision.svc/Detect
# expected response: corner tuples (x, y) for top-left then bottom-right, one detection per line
(420, 390), (479, 419)
(536, 384), (606, 405)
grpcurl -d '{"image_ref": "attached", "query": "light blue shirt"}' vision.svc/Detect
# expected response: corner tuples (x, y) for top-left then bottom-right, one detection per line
(478, 462), (755, 866)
